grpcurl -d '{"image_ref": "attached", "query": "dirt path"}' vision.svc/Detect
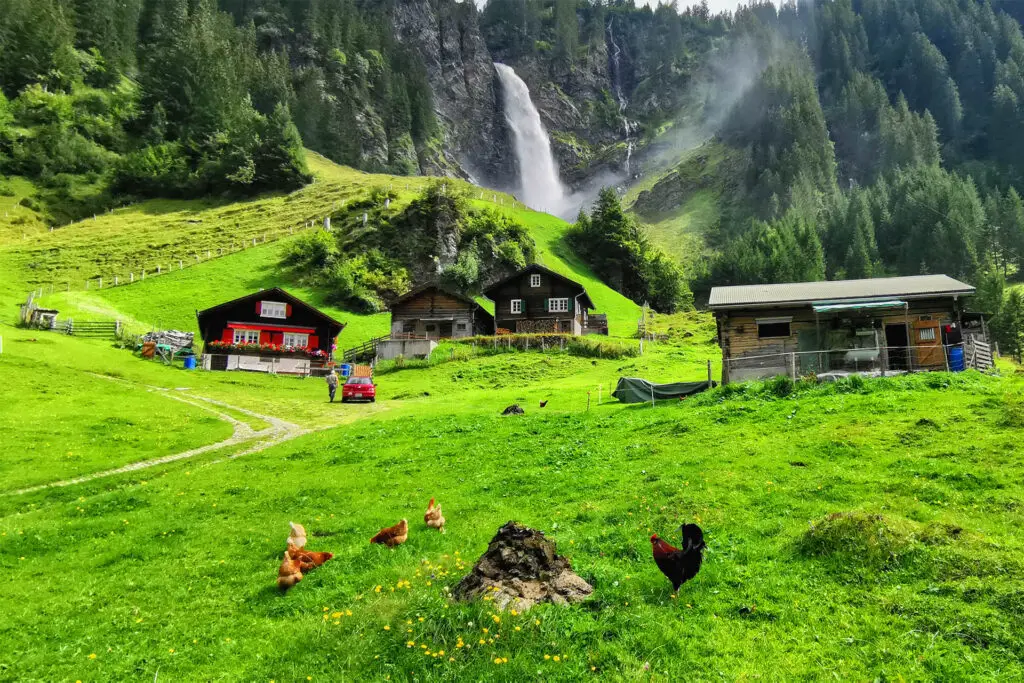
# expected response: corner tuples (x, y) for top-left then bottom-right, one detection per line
(8, 384), (310, 496)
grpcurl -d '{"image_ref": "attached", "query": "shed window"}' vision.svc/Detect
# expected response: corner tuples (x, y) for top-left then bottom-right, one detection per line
(530, 274), (541, 287)
(282, 332), (309, 348)
(511, 299), (523, 314)
(260, 301), (287, 319)
(456, 322), (467, 332)
(233, 329), (260, 344)
(548, 297), (569, 313)
(918, 327), (937, 342)
(756, 318), (791, 339)
(402, 321), (416, 334)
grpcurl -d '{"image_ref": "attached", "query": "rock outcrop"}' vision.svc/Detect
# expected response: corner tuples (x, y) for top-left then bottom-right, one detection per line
(392, 0), (515, 185)
(453, 521), (593, 611)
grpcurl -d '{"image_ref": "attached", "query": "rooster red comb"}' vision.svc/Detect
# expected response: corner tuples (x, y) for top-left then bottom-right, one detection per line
(650, 534), (660, 543)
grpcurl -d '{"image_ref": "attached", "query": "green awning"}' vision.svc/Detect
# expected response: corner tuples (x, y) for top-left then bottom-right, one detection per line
(812, 300), (906, 313)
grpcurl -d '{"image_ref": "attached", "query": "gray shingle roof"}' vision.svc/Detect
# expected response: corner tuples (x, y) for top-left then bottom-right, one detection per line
(709, 275), (975, 309)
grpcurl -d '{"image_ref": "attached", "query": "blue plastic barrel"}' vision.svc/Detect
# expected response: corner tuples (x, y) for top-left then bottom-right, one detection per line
(948, 346), (965, 372)
(183, 355), (197, 370)
(339, 363), (352, 377)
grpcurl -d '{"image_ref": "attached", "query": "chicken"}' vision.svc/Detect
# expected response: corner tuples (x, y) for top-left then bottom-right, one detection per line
(370, 518), (409, 547)
(650, 523), (705, 591)
(424, 498), (445, 533)
(277, 549), (303, 590)
(287, 521), (307, 549)
(287, 545), (334, 571)
(539, 400), (549, 408)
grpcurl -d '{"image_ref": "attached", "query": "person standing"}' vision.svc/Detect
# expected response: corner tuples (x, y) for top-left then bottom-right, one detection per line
(326, 369), (339, 402)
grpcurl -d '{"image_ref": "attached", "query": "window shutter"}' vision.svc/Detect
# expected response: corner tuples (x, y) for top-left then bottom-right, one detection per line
(544, 298), (549, 312)
(285, 304), (292, 317)
(256, 301), (262, 315)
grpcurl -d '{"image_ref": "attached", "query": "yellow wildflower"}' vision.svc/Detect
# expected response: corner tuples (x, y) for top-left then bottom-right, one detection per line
(88, 654), (97, 660)
(383, 625), (390, 631)
(544, 654), (551, 660)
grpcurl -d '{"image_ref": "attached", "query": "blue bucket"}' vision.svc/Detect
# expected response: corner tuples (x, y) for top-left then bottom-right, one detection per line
(948, 346), (965, 372)
(183, 355), (197, 370)
(339, 363), (352, 377)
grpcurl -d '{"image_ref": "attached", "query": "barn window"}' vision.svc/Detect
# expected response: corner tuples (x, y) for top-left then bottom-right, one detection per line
(918, 327), (937, 342)
(530, 274), (541, 287)
(548, 297), (569, 313)
(402, 321), (416, 334)
(233, 329), (260, 344)
(511, 299), (523, 314)
(282, 332), (309, 348)
(456, 322), (467, 332)
(260, 301), (287, 319)
(756, 317), (791, 339)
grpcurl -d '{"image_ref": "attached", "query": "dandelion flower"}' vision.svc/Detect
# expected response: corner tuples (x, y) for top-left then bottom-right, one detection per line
(383, 625), (390, 631)
(535, 619), (541, 626)
(494, 658), (502, 665)
(492, 615), (500, 624)
(554, 656), (561, 662)
(169, 649), (175, 654)
(514, 626), (521, 632)
(332, 612), (342, 619)
(544, 654), (551, 660)
(88, 654), (97, 660)
(375, 585), (382, 593)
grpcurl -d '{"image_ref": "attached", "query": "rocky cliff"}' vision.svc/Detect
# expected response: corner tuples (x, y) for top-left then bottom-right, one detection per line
(391, 0), (515, 187)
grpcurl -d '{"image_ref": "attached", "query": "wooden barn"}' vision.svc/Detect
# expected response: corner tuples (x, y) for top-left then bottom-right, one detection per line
(196, 288), (344, 374)
(389, 284), (494, 339)
(484, 264), (594, 335)
(709, 275), (991, 384)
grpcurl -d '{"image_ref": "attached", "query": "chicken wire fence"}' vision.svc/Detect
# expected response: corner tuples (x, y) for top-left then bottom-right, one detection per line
(201, 354), (334, 378)
(724, 342), (992, 384)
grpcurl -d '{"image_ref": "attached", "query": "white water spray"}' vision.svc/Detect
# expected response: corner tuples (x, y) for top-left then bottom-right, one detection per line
(607, 20), (635, 178)
(494, 63), (566, 215)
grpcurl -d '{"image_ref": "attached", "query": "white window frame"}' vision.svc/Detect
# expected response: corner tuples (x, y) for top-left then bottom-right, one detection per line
(530, 273), (541, 287)
(918, 327), (937, 342)
(260, 301), (287, 319)
(549, 297), (569, 313)
(510, 299), (523, 314)
(282, 332), (309, 348)
(233, 329), (260, 344)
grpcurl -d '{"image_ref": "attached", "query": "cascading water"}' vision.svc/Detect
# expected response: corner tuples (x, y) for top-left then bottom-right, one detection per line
(494, 63), (566, 215)
(607, 19), (635, 178)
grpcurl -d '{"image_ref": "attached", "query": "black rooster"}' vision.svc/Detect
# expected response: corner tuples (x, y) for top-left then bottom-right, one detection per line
(650, 523), (705, 591)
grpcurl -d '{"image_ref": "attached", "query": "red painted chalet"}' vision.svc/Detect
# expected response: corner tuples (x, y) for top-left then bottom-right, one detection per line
(196, 288), (344, 374)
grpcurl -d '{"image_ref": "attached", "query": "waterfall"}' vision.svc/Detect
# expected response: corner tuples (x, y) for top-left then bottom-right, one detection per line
(494, 63), (566, 215)
(607, 20), (635, 178)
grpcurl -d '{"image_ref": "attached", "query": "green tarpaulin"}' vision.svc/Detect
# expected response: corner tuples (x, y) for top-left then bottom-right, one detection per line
(612, 377), (716, 403)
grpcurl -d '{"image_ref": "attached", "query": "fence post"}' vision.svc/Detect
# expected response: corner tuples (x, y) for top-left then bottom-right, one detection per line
(179, 260), (183, 270)
(707, 360), (713, 386)
(789, 352), (796, 380)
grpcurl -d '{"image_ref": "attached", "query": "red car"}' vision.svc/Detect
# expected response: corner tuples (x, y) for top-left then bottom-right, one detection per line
(342, 375), (376, 403)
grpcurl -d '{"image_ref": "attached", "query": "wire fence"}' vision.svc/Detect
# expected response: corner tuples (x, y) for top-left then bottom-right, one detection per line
(201, 353), (333, 378)
(724, 340), (994, 384)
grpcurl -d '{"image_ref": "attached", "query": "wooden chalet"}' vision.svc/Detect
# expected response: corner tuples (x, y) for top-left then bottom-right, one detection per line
(483, 264), (594, 335)
(196, 288), (344, 374)
(389, 284), (494, 339)
(709, 275), (991, 384)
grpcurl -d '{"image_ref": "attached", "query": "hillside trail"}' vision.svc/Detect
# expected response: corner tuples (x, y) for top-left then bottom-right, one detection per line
(7, 376), (322, 496)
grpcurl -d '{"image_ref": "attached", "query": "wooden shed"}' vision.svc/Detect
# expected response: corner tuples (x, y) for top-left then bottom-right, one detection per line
(483, 264), (594, 335)
(389, 284), (494, 339)
(709, 275), (991, 384)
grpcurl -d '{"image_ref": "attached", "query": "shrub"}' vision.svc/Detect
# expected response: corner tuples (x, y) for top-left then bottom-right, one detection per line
(567, 337), (640, 360)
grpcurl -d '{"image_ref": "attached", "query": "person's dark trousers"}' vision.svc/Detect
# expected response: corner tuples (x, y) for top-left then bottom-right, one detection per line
(329, 386), (336, 402)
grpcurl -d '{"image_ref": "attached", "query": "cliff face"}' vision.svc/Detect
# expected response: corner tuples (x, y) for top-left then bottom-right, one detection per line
(391, 0), (515, 187)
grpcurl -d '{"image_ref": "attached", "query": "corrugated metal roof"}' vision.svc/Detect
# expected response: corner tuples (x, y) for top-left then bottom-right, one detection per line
(709, 275), (975, 309)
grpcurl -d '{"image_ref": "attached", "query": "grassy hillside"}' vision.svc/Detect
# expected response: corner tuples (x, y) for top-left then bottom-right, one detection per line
(2, 152), (640, 340)
(627, 140), (738, 271)
(1, 322), (1022, 680)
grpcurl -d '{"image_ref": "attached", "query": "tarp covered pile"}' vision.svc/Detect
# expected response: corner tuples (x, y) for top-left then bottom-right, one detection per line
(612, 377), (716, 403)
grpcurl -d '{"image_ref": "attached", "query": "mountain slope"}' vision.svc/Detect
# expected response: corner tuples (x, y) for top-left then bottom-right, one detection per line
(13, 153), (640, 339)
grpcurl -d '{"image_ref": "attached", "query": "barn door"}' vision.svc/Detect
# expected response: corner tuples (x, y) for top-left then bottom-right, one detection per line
(912, 321), (943, 369)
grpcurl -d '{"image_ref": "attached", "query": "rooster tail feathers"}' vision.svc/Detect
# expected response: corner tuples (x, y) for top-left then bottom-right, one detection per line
(680, 523), (705, 550)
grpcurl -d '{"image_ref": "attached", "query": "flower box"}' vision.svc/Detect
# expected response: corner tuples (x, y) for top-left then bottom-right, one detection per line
(206, 340), (329, 358)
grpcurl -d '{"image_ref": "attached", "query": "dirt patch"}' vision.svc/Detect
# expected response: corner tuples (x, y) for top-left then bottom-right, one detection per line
(453, 521), (592, 611)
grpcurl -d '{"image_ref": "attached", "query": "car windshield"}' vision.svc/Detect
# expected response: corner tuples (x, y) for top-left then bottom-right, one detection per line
(346, 376), (372, 385)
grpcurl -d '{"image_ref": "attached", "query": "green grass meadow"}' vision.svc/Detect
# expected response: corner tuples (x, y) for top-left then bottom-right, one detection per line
(1, 154), (1023, 681)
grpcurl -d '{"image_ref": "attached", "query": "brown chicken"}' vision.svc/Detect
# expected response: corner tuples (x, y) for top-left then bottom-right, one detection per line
(424, 498), (446, 533)
(370, 518), (408, 547)
(277, 549), (303, 590)
(287, 545), (334, 571)
(650, 523), (705, 591)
